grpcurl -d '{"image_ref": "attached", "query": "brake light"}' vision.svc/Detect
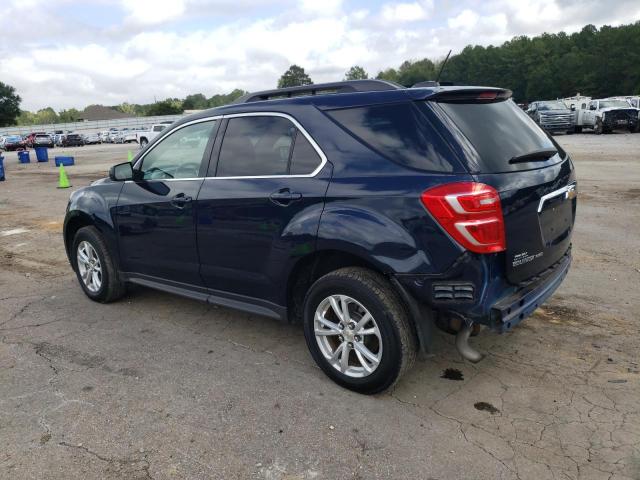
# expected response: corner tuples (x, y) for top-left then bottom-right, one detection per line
(421, 182), (506, 254)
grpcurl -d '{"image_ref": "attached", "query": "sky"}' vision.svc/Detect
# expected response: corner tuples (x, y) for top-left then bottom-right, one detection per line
(2, 0), (640, 111)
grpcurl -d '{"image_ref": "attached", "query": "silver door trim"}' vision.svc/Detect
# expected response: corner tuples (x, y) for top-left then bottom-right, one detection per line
(128, 111), (327, 184)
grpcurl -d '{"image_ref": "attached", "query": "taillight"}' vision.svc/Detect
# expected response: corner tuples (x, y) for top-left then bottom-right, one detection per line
(421, 182), (506, 254)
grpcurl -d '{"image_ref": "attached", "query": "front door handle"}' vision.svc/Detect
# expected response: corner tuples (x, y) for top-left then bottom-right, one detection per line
(269, 188), (302, 206)
(171, 193), (192, 208)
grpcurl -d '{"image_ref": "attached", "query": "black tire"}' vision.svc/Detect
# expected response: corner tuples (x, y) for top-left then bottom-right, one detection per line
(71, 226), (126, 303)
(574, 126), (583, 133)
(594, 119), (603, 135)
(303, 267), (417, 394)
(140, 138), (148, 148)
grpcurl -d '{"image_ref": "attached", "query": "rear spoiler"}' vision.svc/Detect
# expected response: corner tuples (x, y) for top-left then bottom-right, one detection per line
(409, 87), (512, 104)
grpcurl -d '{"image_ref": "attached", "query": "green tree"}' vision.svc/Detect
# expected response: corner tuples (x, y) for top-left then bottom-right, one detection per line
(115, 102), (138, 116)
(182, 93), (208, 110)
(277, 65), (313, 88)
(145, 99), (183, 116)
(35, 107), (58, 124)
(58, 108), (80, 123)
(208, 89), (248, 108)
(344, 65), (369, 80)
(0, 82), (22, 127)
(376, 68), (399, 83)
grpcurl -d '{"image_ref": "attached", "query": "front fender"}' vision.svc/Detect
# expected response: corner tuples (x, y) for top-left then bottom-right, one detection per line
(63, 182), (124, 263)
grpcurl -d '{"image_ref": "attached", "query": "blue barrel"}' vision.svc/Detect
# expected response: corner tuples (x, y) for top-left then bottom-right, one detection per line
(35, 147), (49, 162)
(0, 156), (5, 181)
(54, 156), (74, 166)
(18, 150), (30, 163)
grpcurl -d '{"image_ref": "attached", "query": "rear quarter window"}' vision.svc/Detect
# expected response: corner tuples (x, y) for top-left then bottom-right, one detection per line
(326, 102), (461, 173)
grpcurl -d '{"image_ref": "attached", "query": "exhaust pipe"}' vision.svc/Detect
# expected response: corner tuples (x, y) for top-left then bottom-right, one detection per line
(456, 323), (484, 363)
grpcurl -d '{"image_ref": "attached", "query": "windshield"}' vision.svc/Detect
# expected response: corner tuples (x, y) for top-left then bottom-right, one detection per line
(600, 100), (630, 109)
(8, 136), (21, 141)
(538, 102), (567, 111)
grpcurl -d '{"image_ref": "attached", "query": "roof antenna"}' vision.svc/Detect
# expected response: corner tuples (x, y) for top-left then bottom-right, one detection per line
(435, 49), (452, 84)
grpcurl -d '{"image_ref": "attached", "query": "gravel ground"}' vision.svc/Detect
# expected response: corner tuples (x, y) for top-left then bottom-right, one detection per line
(1, 135), (639, 480)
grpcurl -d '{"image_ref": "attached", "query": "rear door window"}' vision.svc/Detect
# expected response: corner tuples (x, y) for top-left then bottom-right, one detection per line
(326, 102), (459, 172)
(434, 99), (560, 173)
(216, 116), (296, 177)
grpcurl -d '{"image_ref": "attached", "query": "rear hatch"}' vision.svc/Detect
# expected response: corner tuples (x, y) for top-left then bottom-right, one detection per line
(428, 90), (577, 284)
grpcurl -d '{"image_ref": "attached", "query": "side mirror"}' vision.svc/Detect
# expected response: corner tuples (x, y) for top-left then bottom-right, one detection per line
(109, 162), (134, 181)
(570, 105), (576, 111)
(589, 105), (596, 111)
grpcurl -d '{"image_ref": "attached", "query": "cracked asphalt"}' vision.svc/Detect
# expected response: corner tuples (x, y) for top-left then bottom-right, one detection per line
(1, 136), (639, 479)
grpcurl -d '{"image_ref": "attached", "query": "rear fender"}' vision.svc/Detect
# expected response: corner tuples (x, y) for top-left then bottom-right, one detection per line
(317, 204), (432, 274)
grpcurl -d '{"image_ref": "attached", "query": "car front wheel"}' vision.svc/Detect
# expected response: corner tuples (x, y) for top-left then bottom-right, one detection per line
(72, 226), (125, 303)
(303, 267), (417, 394)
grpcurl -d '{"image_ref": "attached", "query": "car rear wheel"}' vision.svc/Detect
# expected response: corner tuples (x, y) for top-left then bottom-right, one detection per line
(140, 138), (148, 148)
(72, 226), (125, 303)
(303, 267), (417, 394)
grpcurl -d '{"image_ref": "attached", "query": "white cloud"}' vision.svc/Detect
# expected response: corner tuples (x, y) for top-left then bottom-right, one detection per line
(448, 9), (479, 29)
(1, 0), (640, 110)
(381, 1), (433, 22)
(121, 0), (186, 25)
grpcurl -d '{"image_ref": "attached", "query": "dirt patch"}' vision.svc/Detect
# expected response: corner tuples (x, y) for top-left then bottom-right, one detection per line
(36, 220), (64, 232)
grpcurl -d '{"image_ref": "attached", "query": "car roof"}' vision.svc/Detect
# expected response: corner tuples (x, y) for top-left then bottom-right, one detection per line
(178, 84), (508, 126)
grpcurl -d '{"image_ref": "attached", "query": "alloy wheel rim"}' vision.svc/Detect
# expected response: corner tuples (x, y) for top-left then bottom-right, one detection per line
(314, 294), (383, 378)
(76, 241), (102, 293)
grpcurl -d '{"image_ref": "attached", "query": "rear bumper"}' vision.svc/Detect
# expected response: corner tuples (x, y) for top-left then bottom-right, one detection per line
(394, 247), (572, 339)
(489, 252), (570, 333)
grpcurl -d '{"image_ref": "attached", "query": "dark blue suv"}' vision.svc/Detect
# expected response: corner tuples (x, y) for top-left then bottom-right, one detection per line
(63, 80), (576, 393)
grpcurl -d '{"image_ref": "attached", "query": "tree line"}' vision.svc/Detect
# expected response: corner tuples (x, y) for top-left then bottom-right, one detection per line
(1, 22), (639, 127)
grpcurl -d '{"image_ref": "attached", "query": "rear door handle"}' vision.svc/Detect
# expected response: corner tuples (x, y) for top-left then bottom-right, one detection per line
(171, 193), (192, 208)
(269, 188), (302, 206)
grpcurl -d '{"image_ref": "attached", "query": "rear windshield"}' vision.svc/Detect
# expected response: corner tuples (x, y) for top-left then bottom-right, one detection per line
(434, 99), (561, 173)
(326, 102), (461, 172)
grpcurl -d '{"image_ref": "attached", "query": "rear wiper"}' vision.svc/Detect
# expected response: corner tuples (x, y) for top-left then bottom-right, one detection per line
(509, 148), (558, 164)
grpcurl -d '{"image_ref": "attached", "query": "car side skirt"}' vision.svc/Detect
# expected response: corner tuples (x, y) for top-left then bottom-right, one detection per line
(123, 273), (287, 321)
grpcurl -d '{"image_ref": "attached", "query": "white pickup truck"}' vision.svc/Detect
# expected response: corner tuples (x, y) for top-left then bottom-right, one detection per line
(136, 124), (169, 148)
(574, 98), (639, 134)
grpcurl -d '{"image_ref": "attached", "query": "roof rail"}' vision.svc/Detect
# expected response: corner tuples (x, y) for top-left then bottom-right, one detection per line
(234, 79), (403, 103)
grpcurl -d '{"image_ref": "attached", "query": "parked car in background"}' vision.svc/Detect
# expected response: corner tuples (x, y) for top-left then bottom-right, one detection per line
(527, 101), (574, 134)
(84, 133), (102, 145)
(54, 134), (66, 146)
(136, 124), (168, 147)
(33, 133), (55, 148)
(122, 129), (138, 143)
(62, 133), (85, 147)
(25, 132), (47, 148)
(112, 131), (125, 144)
(64, 80), (577, 393)
(99, 131), (110, 143)
(575, 98), (640, 134)
(1, 135), (27, 151)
